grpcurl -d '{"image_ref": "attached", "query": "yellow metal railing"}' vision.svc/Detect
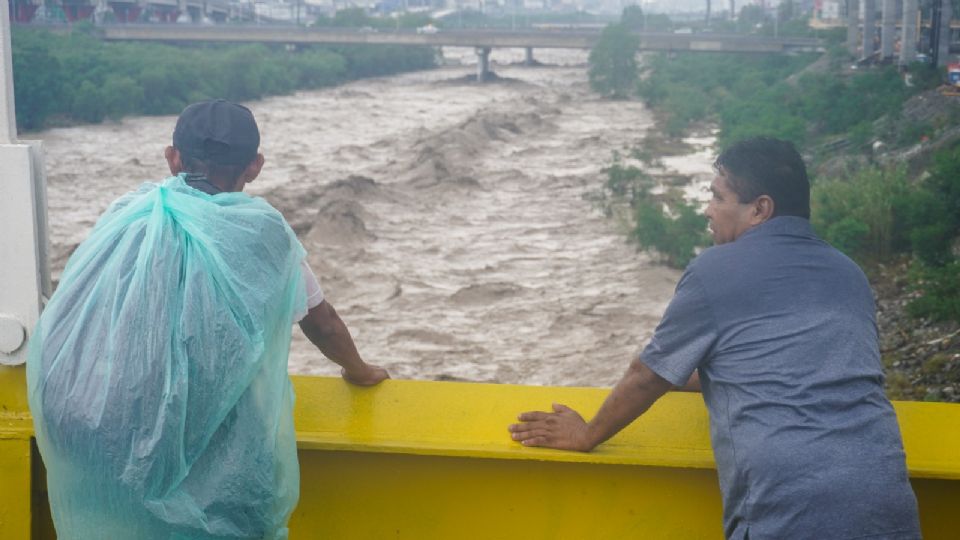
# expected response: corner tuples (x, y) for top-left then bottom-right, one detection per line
(2, 366), (959, 539)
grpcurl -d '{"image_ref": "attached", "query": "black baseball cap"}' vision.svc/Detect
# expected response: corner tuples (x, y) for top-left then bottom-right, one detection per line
(172, 100), (260, 166)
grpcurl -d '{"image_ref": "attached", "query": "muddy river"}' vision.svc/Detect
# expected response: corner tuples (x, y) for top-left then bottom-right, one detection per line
(31, 48), (716, 386)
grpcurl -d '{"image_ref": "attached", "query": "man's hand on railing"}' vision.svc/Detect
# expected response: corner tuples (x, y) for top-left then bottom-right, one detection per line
(300, 300), (388, 386)
(510, 359), (672, 453)
(341, 364), (390, 387)
(508, 403), (595, 452)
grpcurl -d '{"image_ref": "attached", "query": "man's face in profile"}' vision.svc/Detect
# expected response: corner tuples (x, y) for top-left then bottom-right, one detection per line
(704, 172), (757, 245)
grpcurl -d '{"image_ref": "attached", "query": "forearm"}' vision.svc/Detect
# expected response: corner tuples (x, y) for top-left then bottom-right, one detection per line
(584, 359), (672, 449)
(300, 306), (365, 372)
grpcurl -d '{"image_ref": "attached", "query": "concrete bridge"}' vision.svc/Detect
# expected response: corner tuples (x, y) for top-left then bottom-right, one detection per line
(96, 24), (824, 82)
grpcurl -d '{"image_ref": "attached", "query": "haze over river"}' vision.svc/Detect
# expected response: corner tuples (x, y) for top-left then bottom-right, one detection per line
(33, 48), (716, 386)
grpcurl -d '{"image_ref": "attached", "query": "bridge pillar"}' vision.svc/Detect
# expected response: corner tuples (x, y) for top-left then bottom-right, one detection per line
(861, 0), (876, 61)
(899, 0), (918, 66)
(476, 46), (491, 83)
(880, 0), (896, 60)
(934, 0), (953, 67)
(846, 0), (859, 56)
(524, 47), (534, 66)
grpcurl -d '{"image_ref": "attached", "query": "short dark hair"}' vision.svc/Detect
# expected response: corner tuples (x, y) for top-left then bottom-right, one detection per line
(713, 137), (810, 219)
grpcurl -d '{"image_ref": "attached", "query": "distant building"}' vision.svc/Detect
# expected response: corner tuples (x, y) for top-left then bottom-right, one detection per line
(818, 0), (842, 22)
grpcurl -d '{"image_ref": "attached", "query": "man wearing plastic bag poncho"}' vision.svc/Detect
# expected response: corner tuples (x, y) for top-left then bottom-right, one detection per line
(28, 100), (389, 540)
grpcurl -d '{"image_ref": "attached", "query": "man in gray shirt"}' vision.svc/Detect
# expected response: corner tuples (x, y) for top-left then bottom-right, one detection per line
(509, 137), (920, 539)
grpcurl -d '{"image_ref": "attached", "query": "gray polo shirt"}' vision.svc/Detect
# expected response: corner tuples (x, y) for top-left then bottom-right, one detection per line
(641, 217), (920, 540)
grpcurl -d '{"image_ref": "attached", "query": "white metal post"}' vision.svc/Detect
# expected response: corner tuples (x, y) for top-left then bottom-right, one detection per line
(0, 0), (17, 144)
(0, 0), (50, 365)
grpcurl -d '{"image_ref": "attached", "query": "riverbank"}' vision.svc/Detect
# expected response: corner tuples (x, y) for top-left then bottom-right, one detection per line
(11, 26), (436, 131)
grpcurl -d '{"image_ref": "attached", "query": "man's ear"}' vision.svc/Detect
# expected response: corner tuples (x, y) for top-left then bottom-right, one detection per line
(164, 146), (182, 176)
(241, 153), (265, 184)
(753, 195), (775, 225)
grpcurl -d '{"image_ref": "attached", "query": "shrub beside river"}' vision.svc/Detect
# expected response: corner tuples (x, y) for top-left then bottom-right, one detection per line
(11, 26), (436, 131)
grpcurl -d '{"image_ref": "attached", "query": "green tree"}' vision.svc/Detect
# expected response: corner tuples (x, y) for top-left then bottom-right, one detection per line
(738, 5), (767, 31)
(101, 76), (144, 120)
(621, 5), (644, 30)
(11, 29), (62, 131)
(588, 24), (639, 99)
(632, 199), (709, 268)
(811, 166), (908, 263)
(317, 8), (373, 28)
(777, 0), (795, 22)
(72, 81), (105, 123)
(908, 262), (960, 322)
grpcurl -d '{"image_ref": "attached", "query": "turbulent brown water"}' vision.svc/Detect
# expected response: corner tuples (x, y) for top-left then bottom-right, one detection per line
(32, 48), (716, 387)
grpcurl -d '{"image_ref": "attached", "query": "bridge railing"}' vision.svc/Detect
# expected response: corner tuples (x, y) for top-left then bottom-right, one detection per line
(1, 368), (958, 538)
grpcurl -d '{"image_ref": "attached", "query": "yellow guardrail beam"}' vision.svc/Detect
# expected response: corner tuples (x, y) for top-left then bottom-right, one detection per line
(2, 366), (959, 539)
(292, 375), (717, 468)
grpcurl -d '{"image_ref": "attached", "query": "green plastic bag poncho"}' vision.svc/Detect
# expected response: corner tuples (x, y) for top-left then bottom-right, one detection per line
(28, 175), (307, 540)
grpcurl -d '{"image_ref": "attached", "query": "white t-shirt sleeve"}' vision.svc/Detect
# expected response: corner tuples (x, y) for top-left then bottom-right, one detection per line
(294, 259), (325, 323)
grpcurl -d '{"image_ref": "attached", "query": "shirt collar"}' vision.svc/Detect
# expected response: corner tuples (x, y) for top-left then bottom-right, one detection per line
(738, 216), (813, 241)
(180, 172), (224, 195)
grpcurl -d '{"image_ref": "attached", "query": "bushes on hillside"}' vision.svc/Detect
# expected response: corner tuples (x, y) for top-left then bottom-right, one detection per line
(812, 144), (960, 322)
(812, 166), (908, 262)
(634, 52), (946, 151)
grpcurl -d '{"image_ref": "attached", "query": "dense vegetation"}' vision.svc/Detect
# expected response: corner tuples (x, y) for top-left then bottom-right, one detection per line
(636, 50), (941, 147)
(588, 24), (639, 99)
(599, 151), (707, 269)
(12, 25), (435, 131)
(590, 8), (960, 324)
(812, 152), (960, 323)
